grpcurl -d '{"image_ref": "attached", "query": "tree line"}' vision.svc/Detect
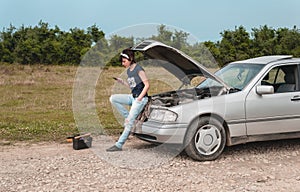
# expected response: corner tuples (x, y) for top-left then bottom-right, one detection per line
(1, 21), (300, 67)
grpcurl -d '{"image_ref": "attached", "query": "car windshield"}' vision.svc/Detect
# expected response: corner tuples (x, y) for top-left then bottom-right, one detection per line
(197, 63), (264, 90)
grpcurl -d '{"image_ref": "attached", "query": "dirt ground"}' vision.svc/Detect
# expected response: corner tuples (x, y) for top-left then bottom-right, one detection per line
(1, 136), (300, 192)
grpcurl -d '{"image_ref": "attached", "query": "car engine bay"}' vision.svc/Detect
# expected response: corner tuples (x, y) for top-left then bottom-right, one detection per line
(151, 87), (225, 107)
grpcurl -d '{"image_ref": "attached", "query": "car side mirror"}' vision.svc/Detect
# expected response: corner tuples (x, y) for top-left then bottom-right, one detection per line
(256, 85), (274, 95)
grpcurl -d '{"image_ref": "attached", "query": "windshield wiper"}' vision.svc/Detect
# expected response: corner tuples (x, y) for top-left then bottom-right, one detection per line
(229, 87), (241, 93)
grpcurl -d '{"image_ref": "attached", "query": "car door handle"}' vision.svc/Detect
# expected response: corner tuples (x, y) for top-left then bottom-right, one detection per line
(291, 95), (300, 101)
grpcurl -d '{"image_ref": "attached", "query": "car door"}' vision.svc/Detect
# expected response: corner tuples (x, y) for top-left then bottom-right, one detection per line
(245, 63), (300, 135)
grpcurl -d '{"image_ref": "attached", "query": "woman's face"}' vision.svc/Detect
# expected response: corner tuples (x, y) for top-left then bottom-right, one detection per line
(121, 57), (131, 68)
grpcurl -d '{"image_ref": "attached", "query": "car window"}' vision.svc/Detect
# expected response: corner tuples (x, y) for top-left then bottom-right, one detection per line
(211, 63), (263, 90)
(261, 64), (298, 93)
(220, 67), (250, 89)
(262, 67), (284, 84)
(197, 63), (263, 90)
(197, 77), (223, 89)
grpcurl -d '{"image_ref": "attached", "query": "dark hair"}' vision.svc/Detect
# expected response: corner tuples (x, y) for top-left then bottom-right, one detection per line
(120, 48), (135, 63)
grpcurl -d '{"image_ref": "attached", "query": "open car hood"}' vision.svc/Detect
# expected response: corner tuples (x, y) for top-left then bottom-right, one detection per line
(132, 40), (230, 90)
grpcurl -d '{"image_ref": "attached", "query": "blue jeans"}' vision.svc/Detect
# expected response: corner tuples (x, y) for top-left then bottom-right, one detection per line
(109, 94), (148, 149)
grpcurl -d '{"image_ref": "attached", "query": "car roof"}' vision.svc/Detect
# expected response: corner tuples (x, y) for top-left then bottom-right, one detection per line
(232, 55), (294, 65)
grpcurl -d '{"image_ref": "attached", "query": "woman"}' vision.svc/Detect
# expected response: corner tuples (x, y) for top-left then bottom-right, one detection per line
(106, 48), (150, 152)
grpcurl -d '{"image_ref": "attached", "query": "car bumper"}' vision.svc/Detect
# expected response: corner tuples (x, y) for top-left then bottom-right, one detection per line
(134, 121), (188, 144)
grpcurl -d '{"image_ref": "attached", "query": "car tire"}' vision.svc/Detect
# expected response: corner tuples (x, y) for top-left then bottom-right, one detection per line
(184, 116), (226, 161)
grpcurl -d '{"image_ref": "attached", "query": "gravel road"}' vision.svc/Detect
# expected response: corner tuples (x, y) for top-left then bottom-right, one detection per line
(1, 135), (300, 192)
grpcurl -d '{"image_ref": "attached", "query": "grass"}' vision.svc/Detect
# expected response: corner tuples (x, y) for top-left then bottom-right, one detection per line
(0, 63), (182, 143)
(0, 64), (78, 142)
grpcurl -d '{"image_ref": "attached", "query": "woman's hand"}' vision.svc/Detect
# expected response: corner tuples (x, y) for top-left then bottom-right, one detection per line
(113, 77), (123, 84)
(114, 77), (129, 87)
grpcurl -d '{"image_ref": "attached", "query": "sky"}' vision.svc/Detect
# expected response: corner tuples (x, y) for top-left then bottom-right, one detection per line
(1, 0), (300, 42)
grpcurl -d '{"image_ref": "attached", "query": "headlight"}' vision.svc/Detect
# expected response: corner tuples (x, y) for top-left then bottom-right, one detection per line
(149, 109), (178, 122)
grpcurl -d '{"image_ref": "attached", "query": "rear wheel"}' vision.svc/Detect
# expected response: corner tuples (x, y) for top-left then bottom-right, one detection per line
(184, 116), (226, 161)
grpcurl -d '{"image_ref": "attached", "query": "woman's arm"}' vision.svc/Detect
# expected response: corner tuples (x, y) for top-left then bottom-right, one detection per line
(115, 77), (130, 87)
(137, 70), (150, 101)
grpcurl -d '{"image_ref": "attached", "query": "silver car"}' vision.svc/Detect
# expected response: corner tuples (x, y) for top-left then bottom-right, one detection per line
(131, 40), (300, 161)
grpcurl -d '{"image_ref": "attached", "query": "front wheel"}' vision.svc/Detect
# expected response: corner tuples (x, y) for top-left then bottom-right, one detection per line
(184, 116), (226, 161)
